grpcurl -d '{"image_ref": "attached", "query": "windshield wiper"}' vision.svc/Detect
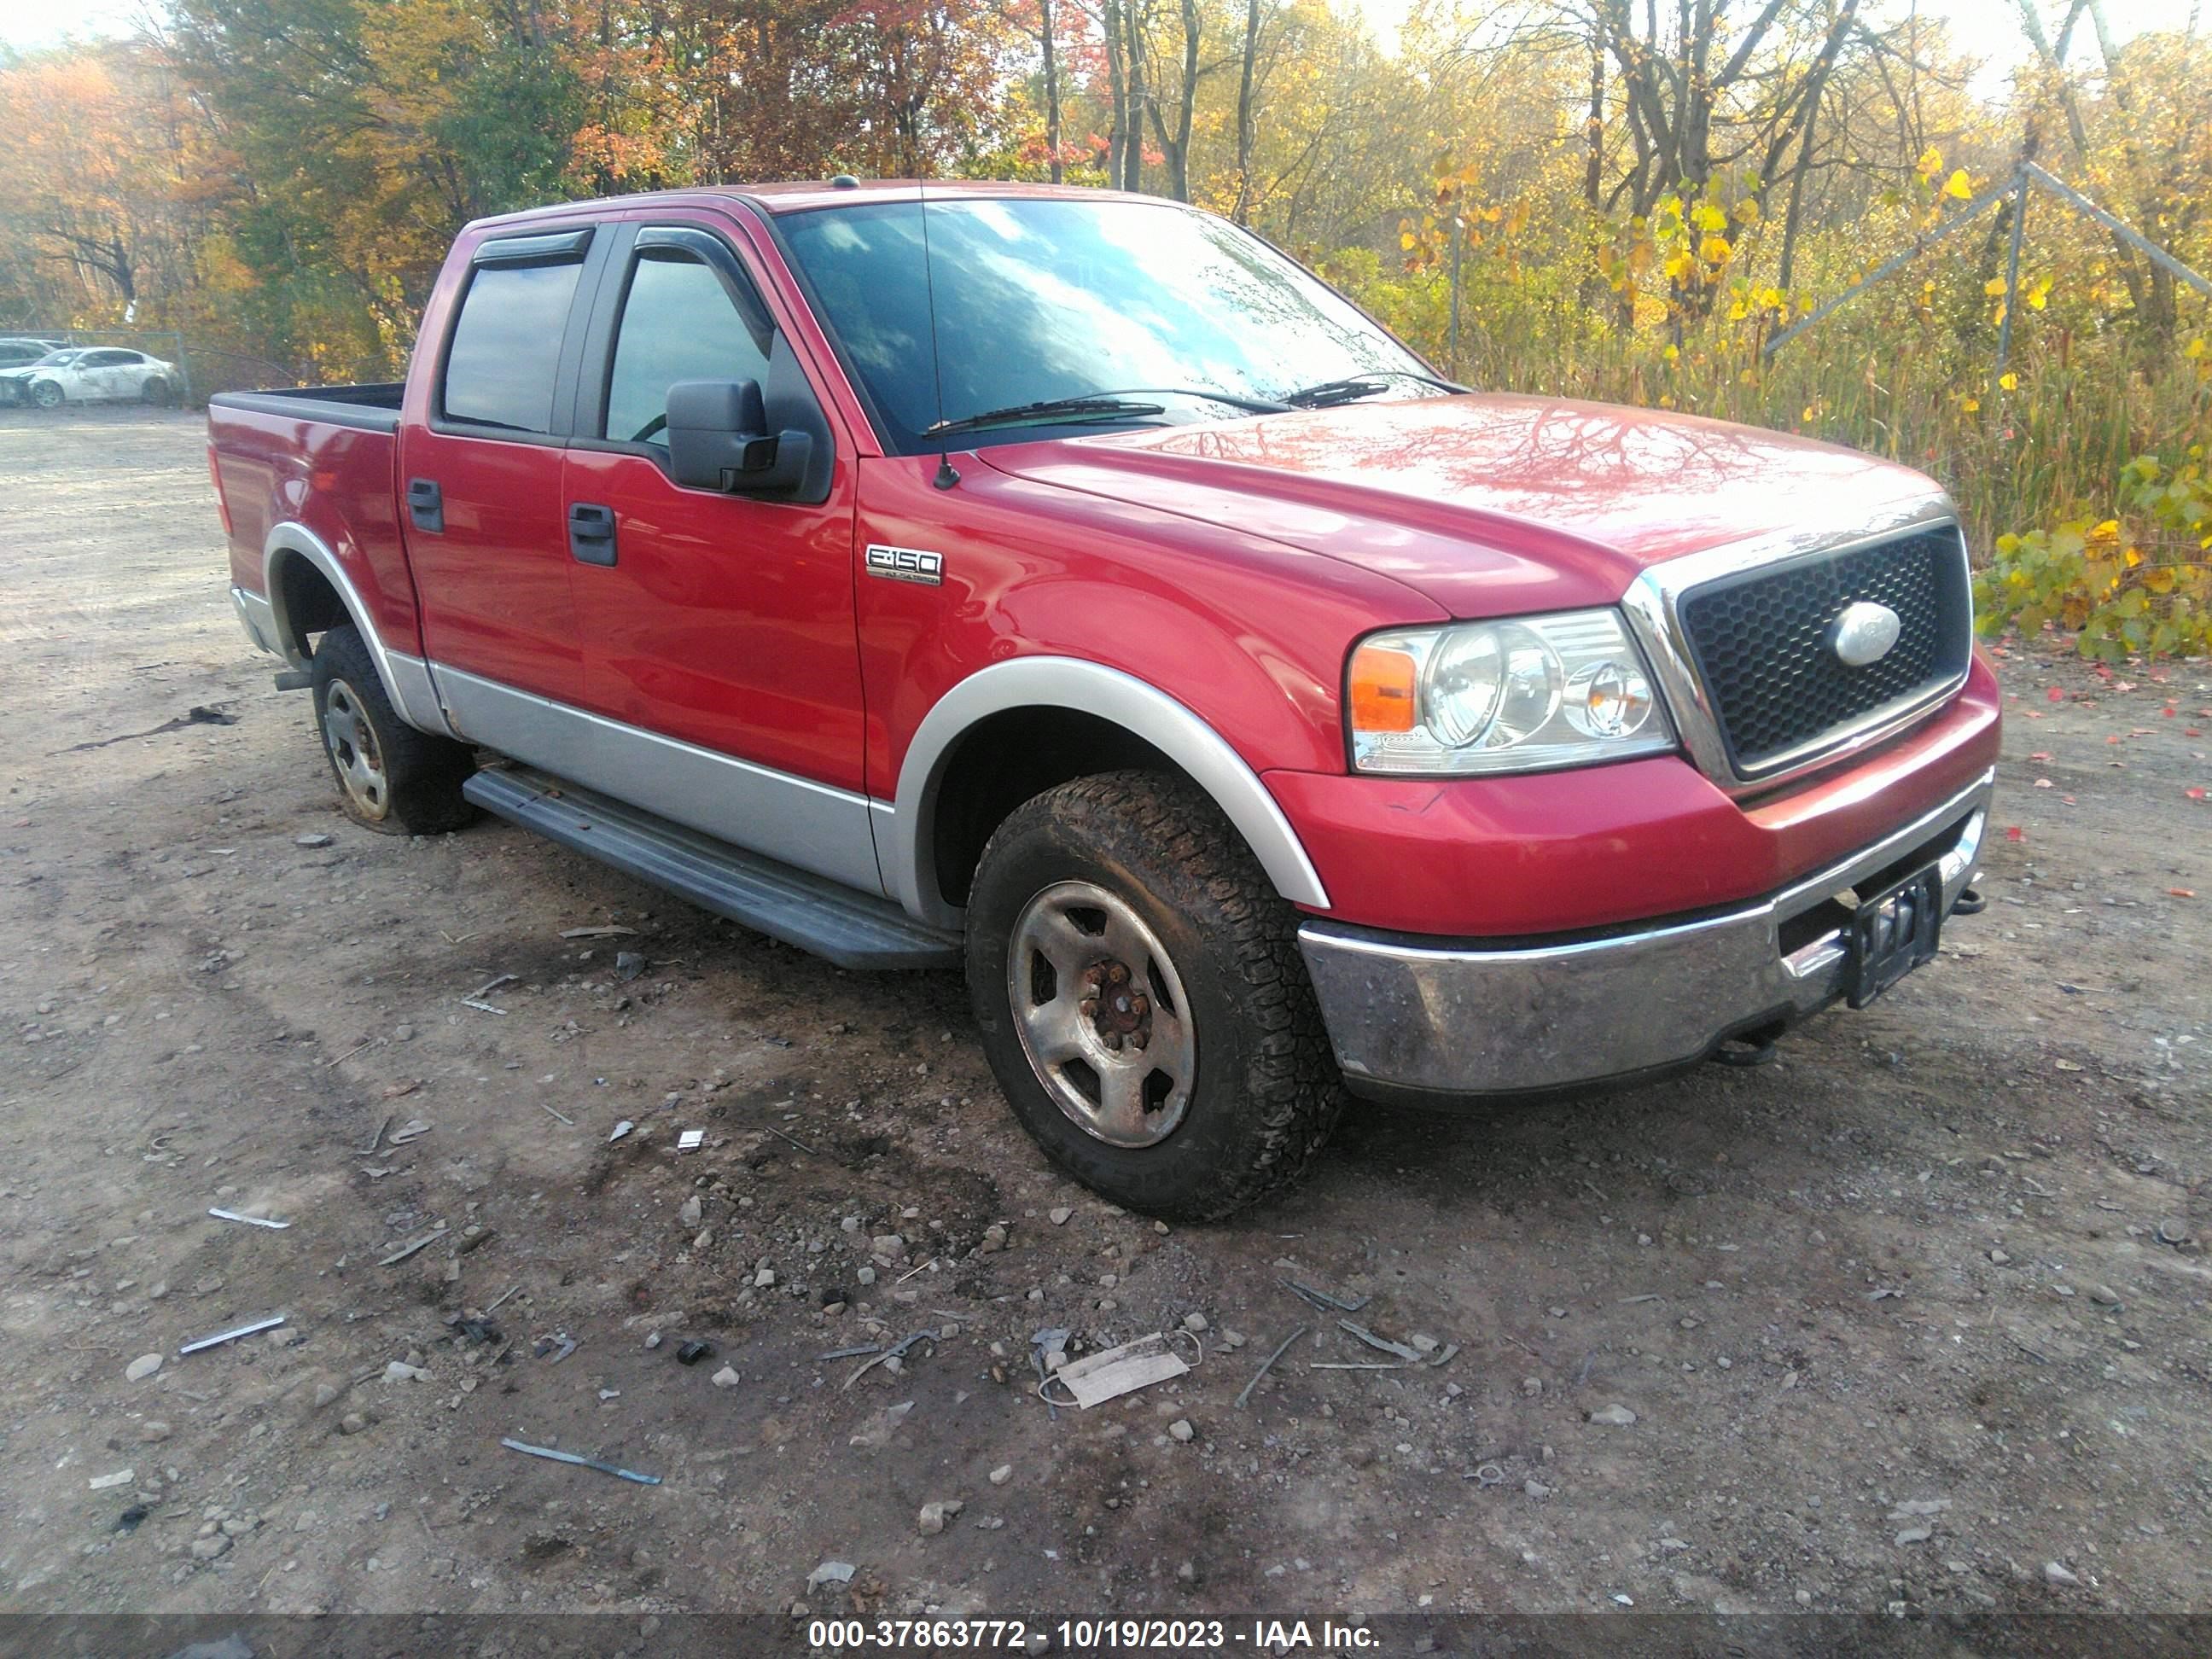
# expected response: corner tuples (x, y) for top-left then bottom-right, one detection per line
(925, 396), (1167, 438)
(1284, 370), (1471, 408)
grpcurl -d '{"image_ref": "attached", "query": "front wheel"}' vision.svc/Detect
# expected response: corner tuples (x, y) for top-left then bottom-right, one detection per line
(29, 380), (62, 410)
(310, 624), (476, 835)
(966, 771), (1342, 1221)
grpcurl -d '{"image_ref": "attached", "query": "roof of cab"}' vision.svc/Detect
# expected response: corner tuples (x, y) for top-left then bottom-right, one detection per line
(466, 179), (1168, 232)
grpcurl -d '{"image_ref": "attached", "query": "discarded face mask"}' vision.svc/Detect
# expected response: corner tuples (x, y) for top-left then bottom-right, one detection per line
(1038, 1330), (1202, 1409)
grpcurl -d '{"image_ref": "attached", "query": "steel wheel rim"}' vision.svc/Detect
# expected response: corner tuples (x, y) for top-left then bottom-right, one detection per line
(1007, 878), (1196, 1148)
(322, 678), (390, 818)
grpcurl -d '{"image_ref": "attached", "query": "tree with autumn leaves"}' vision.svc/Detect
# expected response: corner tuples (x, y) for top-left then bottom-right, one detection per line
(0, 0), (2207, 650)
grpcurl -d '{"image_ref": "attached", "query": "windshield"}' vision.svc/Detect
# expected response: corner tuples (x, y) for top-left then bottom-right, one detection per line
(778, 197), (1433, 452)
(32, 349), (83, 367)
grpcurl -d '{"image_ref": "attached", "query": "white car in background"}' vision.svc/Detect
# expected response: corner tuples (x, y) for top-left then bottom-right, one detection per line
(0, 346), (181, 409)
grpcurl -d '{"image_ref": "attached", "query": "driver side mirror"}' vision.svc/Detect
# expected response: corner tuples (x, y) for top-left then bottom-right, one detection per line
(666, 378), (815, 497)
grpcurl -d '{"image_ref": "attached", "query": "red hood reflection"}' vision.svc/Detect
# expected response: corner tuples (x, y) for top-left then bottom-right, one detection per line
(980, 393), (1944, 617)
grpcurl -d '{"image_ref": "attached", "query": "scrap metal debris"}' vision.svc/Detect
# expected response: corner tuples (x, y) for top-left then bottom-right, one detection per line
(461, 973), (516, 1015)
(1030, 1326), (1069, 1420)
(608, 1120), (634, 1143)
(1337, 1319), (1423, 1362)
(539, 1103), (574, 1126)
(561, 925), (637, 939)
(387, 1119), (433, 1147)
(359, 1115), (393, 1156)
(1039, 1330), (1200, 1410)
(379, 1224), (448, 1266)
(844, 1328), (934, 1389)
(534, 1332), (577, 1364)
(179, 1314), (286, 1355)
(817, 1344), (882, 1362)
(1284, 1278), (1369, 1313)
(677, 1129), (705, 1153)
(1236, 1325), (1308, 1409)
(499, 1435), (660, 1486)
(676, 1340), (717, 1365)
(207, 1208), (289, 1231)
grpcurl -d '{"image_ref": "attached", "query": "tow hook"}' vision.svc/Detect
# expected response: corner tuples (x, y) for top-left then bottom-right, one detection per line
(1951, 885), (1987, 916)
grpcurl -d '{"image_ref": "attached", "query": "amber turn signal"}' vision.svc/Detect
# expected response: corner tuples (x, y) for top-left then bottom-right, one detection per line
(1348, 643), (1418, 733)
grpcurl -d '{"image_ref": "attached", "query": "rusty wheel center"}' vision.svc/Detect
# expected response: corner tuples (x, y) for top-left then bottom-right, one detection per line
(1009, 879), (1196, 1149)
(1079, 960), (1152, 1051)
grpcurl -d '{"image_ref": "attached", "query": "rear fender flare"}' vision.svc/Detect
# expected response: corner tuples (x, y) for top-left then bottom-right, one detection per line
(261, 522), (455, 736)
(886, 655), (1330, 931)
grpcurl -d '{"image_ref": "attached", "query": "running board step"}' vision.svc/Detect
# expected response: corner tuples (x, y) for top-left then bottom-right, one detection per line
(463, 766), (961, 970)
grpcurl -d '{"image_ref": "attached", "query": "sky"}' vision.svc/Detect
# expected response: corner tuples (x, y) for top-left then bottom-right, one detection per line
(0, 0), (2200, 71)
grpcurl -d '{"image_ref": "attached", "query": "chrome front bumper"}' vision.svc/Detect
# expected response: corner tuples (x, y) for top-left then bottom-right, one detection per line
(1298, 768), (1994, 1103)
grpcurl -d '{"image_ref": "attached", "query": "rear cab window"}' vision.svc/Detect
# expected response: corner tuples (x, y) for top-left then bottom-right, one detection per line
(439, 231), (593, 434)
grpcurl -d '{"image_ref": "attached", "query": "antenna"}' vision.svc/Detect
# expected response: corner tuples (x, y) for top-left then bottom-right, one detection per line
(917, 180), (960, 490)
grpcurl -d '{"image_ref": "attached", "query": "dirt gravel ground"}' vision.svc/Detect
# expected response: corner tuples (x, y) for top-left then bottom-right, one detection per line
(2, 407), (2209, 1630)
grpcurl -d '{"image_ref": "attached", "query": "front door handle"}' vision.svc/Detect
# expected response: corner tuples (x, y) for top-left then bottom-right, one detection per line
(406, 477), (443, 534)
(568, 502), (617, 567)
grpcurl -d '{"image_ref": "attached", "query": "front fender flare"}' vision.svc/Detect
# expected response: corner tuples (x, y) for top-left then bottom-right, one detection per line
(885, 656), (1330, 930)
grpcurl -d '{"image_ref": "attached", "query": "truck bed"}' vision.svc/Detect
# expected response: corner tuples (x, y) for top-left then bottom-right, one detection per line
(207, 382), (405, 434)
(208, 383), (423, 665)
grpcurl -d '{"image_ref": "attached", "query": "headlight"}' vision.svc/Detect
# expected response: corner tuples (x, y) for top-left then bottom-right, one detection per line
(1347, 609), (1674, 775)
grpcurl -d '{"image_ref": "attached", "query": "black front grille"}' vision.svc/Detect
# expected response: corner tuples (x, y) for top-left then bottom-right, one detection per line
(1679, 526), (1971, 776)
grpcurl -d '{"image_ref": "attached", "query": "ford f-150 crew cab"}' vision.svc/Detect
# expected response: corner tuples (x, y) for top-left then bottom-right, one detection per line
(208, 179), (2000, 1220)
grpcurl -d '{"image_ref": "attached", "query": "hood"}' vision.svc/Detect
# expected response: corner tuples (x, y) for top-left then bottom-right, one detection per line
(978, 393), (1945, 617)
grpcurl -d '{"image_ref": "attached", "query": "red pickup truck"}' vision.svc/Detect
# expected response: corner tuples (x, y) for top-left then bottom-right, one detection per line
(209, 180), (1999, 1219)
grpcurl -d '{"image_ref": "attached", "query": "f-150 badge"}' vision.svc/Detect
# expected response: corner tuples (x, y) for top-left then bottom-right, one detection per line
(865, 544), (944, 586)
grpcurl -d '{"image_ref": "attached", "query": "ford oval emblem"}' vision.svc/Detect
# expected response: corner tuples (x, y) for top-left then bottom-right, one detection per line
(1830, 600), (1902, 667)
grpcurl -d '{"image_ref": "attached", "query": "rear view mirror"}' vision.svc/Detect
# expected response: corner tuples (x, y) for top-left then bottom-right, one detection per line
(666, 378), (814, 496)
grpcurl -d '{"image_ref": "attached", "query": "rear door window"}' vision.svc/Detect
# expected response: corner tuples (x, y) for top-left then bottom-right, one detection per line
(442, 259), (586, 433)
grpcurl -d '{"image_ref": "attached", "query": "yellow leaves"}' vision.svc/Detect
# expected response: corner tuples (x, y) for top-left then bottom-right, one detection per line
(1802, 405), (1818, 422)
(1999, 371), (2018, 391)
(1916, 143), (1944, 179)
(1662, 249), (1694, 282)
(1698, 234), (1732, 265)
(1943, 169), (1973, 201)
(1400, 232), (1417, 251)
(1961, 395), (1982, 412)
(2025, 275), (2052, 311)
(1691, 201), (1728, 235)
(1662, 343), (1679, 362)
(2187, 337), (2209, 360)
(1983, 276), (2008, 297)
(2088, 520), (2122, 545)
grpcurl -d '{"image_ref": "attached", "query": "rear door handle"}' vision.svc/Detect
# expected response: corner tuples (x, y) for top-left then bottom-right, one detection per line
(568, 502), (617, 567)
(406, 477), (444, 534)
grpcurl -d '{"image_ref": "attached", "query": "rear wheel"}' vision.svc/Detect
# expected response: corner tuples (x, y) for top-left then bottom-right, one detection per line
(966, 770), (1342, 1221)
(310, 624), (475, 835)
(142, 376), (176, 406)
